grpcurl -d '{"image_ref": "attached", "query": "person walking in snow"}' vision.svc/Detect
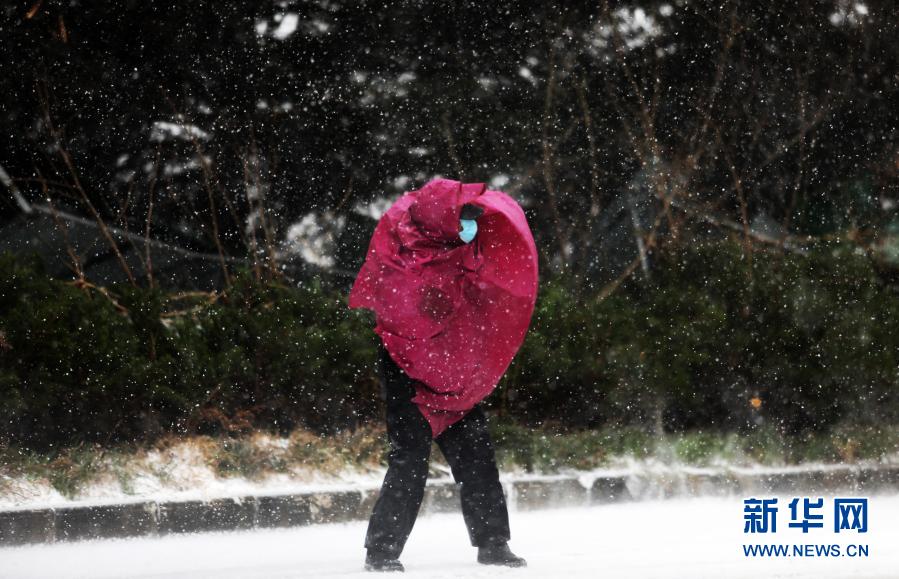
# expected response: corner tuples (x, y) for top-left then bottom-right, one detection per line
(349, 178), (539, 572)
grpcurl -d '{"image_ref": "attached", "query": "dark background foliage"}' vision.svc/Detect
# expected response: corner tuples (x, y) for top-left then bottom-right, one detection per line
(1, 1), (898, 449)
(2, 1), (896, 282)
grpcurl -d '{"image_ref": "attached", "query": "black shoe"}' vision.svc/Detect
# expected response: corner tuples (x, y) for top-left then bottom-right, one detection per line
(364, 550), (405, 572)
(477, 542), (527, 567)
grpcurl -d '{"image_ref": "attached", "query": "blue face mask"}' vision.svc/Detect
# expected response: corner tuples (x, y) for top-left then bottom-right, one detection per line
(459, 218), (478, 243)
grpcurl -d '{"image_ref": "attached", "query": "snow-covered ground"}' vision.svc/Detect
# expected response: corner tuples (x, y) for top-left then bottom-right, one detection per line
(0, 433), (390, 510)
(2, 494), (897, 579)
(4, 432), (895, 511)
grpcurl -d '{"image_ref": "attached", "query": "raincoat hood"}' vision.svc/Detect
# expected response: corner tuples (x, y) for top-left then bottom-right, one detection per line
(407, 178), (475, 242)
(349, 178), (539, 437)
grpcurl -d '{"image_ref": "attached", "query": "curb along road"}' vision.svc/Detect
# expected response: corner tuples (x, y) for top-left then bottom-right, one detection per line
(1, 465), (896, 546)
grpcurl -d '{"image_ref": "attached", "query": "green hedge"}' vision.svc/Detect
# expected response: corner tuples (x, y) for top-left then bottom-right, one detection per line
(2, 240), (898, 450)
(0, 253), (378, 449)
(499, 240), (899, 435)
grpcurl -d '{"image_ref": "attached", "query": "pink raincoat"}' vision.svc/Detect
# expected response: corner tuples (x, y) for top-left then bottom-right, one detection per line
(349, 178), (539, 437)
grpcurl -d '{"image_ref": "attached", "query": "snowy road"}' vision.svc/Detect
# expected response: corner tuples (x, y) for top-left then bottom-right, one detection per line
(2, 494), (897, 579)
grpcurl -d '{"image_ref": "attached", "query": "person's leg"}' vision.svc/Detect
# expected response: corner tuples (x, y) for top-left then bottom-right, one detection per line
(364, 343), (432, 562)
(435, 403), (511, 548)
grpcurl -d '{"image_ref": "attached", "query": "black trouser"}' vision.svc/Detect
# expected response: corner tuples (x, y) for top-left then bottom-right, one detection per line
(364, 343), (511, 557)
